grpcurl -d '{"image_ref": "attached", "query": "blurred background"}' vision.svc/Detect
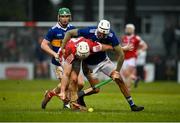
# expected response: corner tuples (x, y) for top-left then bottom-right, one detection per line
(0, 0), (180, 82)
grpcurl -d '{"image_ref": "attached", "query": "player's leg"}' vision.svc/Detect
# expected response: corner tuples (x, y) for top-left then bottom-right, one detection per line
(68, 60), (87, 111)
(126, 58), (139, 90)
(100, 57), (144, 111)
(77, 73), (85, 91)
(129, 65), (140, 88)
(121, 60), (131, 91)
(77, 61), (107, 107)
(134, 65), (143, 88)
(41, 65), (63, 109)
(122, 66), (134, 91)
(82, 61), (100, 94)
(121, 58), (137, 91)
(77, 74), (100, 107)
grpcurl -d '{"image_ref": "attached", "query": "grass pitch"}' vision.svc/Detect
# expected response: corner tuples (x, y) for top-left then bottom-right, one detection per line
(0, 79), (180, 122)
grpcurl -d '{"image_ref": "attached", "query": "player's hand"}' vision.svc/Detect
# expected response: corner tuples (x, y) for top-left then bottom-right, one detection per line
(111, 70), (120, 80)
(54, 53), (60, 62)
(123, 43), (134, 51)
(62, 49), (66, 56)
(58, 92), (66, 101)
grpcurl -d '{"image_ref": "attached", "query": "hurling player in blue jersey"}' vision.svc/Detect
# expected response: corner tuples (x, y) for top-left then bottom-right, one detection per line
(61, 20), (144, 111)
(40, 8), (84, 109)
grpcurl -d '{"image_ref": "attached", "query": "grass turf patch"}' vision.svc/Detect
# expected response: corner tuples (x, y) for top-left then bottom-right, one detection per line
(0, 79), (180, 122)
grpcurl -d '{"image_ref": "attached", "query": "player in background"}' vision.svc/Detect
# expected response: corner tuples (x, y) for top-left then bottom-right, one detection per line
(40, 7), (84, 109)
(120, 24), (148, 91)
(58, 37), (113, 110)
(61, 20), (144, 111)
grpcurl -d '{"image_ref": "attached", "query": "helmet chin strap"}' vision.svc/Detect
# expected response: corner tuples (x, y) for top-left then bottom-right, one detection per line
(97, 31), (108, 39)
(58, 22), (68, 28)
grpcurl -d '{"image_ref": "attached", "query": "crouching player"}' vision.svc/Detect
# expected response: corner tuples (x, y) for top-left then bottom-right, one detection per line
(61, 19), (144, 111)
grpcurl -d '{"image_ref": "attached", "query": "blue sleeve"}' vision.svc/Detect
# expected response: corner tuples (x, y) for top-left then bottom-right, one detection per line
(109, 31), (120, 47)
(71, 26), (76, 29)
(45, 29), (54, 42)
(77, 27), (90, 38)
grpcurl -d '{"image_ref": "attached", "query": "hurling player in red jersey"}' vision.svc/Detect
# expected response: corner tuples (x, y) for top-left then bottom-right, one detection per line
(121, 24), (148, 91)
(59, 37), (113, 101)
(58, 37), (113, 109)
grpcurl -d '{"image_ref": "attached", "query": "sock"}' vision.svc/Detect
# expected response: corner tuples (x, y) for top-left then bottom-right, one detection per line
(63, 102), (70, 108)
(126, 96), (135, 107)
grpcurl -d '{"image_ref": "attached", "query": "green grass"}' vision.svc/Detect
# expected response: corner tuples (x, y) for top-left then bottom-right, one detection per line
(0, 79), (180, 122)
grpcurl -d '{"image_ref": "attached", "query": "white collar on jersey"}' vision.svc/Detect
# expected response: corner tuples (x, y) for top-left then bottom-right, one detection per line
(56, 22), (70, 31)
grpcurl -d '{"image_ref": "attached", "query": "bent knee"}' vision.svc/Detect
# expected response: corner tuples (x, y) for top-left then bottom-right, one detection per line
(78, 81), (85, 90)
(70, 76), (78, 84)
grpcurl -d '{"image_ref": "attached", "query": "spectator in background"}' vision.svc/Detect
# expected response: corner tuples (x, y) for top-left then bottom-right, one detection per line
(165, 56), (176, 80)
(162, 25), (175, 57)
(175, 21), (180, 60)
(35, 36), (48, 78)
(5, 31), (18, 62)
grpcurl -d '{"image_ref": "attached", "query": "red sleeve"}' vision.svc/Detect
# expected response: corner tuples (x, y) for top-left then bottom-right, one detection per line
(64, 42), (76, 64)
(91, 42), (102, 52)
(84, 39), (102, 53)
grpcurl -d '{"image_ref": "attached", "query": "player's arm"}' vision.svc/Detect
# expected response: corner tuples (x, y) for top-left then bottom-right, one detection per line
(121, 43), (134, 51)
(59, 61), (72, 100)
(138, 40), (148, 51)
(41, 39), (59, 59)
(92, 42), (113, 52)
(114, 45), (124, 71)
(101, 44), (113, 51)
(61, 29), (78, 50)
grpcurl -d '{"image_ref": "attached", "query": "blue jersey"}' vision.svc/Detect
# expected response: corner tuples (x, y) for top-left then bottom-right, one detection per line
(77, 26), (120, 65)
(45, 23), (75, 65)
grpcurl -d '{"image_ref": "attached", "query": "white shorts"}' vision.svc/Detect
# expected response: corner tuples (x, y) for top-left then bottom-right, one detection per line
(122, 58), (136, 70)
(51, 64), (63, 79)
(87, 56), (116, 79)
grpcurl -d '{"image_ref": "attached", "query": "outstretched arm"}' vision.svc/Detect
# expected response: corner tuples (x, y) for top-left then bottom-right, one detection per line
(114, 45), (124, 71)
(41, 39), (59, 59)
(61, 29), (79, 50)
(101, 44), (113, 51)
(92, 43), (113, 53)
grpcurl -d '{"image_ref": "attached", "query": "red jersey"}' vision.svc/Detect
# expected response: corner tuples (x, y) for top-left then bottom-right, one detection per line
(59, 37), (102, 64)
(121, 35), (141, 59)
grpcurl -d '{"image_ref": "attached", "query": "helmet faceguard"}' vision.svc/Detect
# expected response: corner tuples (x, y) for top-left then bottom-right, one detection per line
(76, 41), (90, 59)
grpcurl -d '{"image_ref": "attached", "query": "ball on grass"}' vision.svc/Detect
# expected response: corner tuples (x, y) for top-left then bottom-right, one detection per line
(88, 107), (94, 112)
